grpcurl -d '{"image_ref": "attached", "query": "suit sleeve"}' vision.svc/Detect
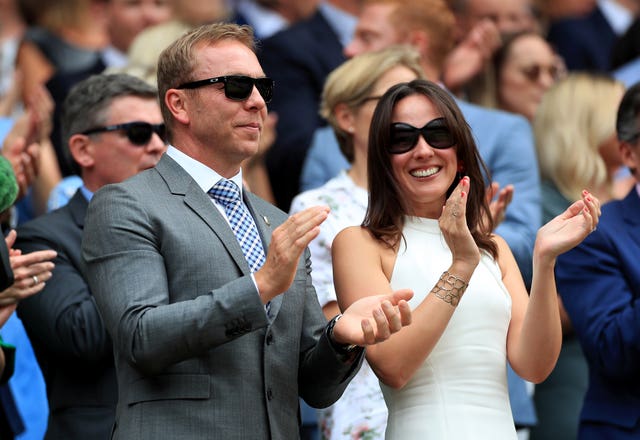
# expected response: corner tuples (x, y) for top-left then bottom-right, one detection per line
(296, 247), (363, 408)
(81, 184), (270, 375)
(556, 227), (640, 379)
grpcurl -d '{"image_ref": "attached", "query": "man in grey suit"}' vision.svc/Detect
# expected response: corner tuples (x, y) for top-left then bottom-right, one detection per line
(81, 23), (412, 439)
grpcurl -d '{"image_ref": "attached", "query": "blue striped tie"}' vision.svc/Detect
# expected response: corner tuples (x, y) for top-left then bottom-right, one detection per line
(208, 179), (266, 273)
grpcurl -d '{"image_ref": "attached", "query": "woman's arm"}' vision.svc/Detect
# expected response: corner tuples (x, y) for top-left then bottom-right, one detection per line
(505, 191), (600, 382)
(333, 178), (480, 389)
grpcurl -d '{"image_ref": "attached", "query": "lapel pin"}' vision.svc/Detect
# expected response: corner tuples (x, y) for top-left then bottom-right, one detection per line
(262, 215), (270, 226)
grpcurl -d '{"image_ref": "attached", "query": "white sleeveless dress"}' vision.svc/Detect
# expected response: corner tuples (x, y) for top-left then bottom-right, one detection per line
(382, 217), (516, 439)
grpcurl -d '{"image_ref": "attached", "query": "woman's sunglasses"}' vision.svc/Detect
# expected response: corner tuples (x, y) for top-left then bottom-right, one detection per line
(519, 64), (563, 83)
(82, 122), (166, 146)
(389, 118), (455, 154)
(176, 75), (274, 103)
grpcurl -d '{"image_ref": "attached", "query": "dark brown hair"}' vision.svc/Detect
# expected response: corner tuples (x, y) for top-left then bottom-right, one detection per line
(364, 79), (497, 258)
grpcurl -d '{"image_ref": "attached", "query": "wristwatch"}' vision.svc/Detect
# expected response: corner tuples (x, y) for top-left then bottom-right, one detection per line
(326, 314), (361, 357)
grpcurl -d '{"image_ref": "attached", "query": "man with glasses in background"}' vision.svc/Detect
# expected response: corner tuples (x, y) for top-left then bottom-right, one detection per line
(15, 73), (166, 439)
(80, 23), (412, 439)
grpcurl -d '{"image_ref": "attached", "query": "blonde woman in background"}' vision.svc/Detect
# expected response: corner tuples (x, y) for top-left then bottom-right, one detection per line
(290, 45), (425, 440)
(530, 73), (629, 440)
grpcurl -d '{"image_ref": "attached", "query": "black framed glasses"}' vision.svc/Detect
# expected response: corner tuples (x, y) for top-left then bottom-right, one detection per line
(389, 117), (455, 154)
(176, 75), (274, 103)
(82, 122), (166, 146)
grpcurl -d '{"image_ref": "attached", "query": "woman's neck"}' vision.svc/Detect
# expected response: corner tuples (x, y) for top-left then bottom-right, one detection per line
(347, 157), (368, 190)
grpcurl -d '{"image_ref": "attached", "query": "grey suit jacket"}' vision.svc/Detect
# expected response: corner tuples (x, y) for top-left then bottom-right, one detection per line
(81, 154), (361, 439)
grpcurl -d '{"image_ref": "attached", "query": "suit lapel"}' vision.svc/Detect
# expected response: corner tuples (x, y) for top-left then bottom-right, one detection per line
(244, 192), (284, 319)
(68, 189), (89, 229)
(155, 155), (250, 274)
(156, 155), (284, 318)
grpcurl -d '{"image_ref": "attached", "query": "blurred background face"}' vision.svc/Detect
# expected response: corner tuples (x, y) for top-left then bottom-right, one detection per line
(497, 33), (562, 120)
(458, 0), (535, 35)
(256, 0), (320, 22)
(349, 65), (420, 156)
(172, 0), (228, 24)
(106, 0), (173, 53)
(344, 3), (400, 58)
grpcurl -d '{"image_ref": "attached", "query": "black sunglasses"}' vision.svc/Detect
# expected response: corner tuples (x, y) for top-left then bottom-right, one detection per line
(176, 75), (274, 103)
(82, 122), (166, 146)
(389, 118), (455, 154)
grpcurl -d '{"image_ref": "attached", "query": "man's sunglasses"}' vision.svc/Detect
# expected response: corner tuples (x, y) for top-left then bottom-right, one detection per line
(176, 75), (274, 103)
(82, 122), (166, 146)
(389, 118), (455, 154)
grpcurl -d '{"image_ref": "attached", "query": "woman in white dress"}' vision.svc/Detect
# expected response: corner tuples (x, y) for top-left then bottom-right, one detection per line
(332, 79), (601, 439)
(290, 46), (425, 440)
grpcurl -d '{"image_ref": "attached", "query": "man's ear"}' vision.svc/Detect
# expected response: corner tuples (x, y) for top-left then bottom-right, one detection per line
(620, 141), (639, 173)
(408, 29), (430, 58)
(68, 134), (94, 168)
(165, 89), (190, 125)
(334, 102), (356, 134)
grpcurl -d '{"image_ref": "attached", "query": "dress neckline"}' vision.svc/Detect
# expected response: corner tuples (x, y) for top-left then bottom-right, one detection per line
(404, 216), (441, 234)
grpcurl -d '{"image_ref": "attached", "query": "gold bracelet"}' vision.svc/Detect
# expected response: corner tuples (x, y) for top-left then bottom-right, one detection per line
(431, 271), (468, 307)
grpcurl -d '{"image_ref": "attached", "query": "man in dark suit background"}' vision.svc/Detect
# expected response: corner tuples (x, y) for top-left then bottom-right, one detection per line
(258, 0), (359, 210)
(556, 81), (640, 439)
(546, 0), (637, 72)
(16, 73), (166, 439)
(81, 23), (412, 439)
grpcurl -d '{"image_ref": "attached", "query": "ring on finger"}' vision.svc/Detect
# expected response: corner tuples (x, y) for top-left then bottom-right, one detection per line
(32, 275), (39, 286)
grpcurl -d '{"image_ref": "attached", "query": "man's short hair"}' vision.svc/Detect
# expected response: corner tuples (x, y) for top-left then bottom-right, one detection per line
(363, 0), (456, 70)
(156, 23), (256, 140)
(61, 73), (158, 152)
(617, 81), (640, 143)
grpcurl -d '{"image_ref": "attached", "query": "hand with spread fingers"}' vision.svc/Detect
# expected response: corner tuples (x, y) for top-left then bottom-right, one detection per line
(534, 189), (601, 261)
(255, 205), (330, 302)
(486, 182), (514, 228)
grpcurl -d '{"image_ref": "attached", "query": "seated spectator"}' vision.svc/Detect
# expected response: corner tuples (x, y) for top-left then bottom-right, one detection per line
(1, 85), (61, 223)
(489, 30), (565, 121)
(258, 0), (359, 210)
(546, 0), (637, 73)
(102, 0), (173, 69)
(15, 0), (109, 177)
(445, 0), (537, 101)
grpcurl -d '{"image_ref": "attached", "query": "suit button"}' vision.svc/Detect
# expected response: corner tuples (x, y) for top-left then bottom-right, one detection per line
(266, 388), (273, 401)
(266, 334), (273, 345)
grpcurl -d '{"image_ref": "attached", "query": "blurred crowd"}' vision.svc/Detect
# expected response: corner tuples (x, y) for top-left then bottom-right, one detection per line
(0, 0), (638, 439)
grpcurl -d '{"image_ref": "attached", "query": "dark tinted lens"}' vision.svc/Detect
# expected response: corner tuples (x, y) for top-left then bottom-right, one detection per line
(156, 124), (166, 142)
(126, 123), (154, 145)
(390, 124), (419, 154)
(225, 76), (254, 100)
(255, 78), (274, 103)
(423, 119), (454, 149)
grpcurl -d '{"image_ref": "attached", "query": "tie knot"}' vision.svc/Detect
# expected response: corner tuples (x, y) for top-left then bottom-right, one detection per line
(208, 179), (241, 207)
